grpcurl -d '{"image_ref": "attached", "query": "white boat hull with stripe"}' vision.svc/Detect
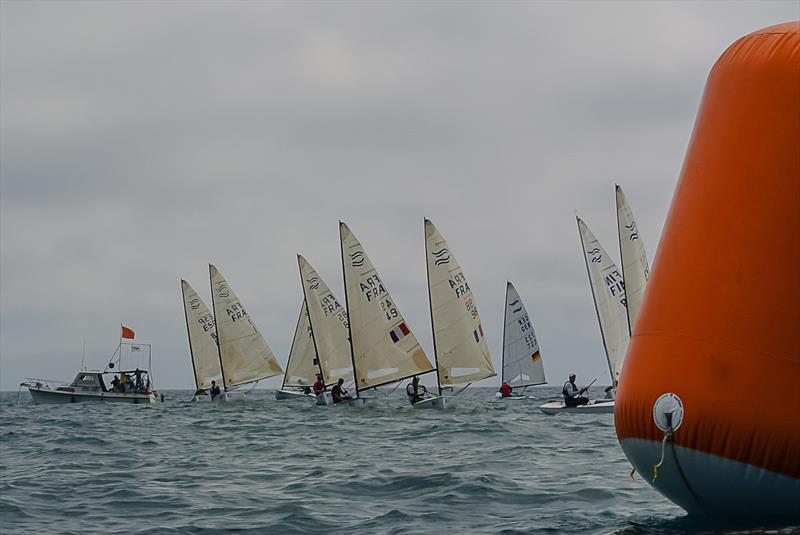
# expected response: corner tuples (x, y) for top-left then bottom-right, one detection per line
(275, 389), (315, 401)
(538, 399), (615, 415)
(412, 396), (456, 409)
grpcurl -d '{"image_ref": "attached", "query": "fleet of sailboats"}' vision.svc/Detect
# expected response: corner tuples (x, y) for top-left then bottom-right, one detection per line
(172, 188), (648, 412)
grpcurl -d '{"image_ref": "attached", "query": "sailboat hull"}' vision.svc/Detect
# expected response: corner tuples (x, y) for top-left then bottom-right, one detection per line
(412, 396), (455, 410)
(332, 397), (370, 408)
(538, 400), (615, 415)
(212, 391), (247, 403)
(275, 389), (315, 401)
(495, 392), (529, 400)
(28, 387), (156, 404)
(316, 392), (333, 406)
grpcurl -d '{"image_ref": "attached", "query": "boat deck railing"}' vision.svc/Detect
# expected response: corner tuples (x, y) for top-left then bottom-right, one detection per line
(20, 378), (66, 390)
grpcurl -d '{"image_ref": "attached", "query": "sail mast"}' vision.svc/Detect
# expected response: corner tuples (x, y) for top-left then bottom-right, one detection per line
(297, 256), (327, 384)
(424, 219), (444, 396)
(209, 264), (229, 391)
(500, 282), (510, 385)
(339, 222), (360, 399)
(181, 280), (201, 392)
(615, 185), (633, 337)
(577, 217), (616, 387)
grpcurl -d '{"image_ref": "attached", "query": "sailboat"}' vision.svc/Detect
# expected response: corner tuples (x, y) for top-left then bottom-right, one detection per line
(275, 300), (318, 400)
(180, 280), (223, 401)
(297, 254), (355, 406)
(417, 219), (496, 409)
(209, 264), (283, 402)
(539, 217), (627, 415)
(615, 184), (650, 336)
(496, 282), (546, 400)
(339, 221), (436, 407)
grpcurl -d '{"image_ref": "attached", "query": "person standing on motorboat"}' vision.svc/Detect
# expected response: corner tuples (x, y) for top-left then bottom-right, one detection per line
(499, 381), (513, 398)
(406, 376), (428, 405)
(210, 380), (222, 400)
(563, 374), (589, 407)
(312, 375), (325, 396)
(331, 378), (352, 404)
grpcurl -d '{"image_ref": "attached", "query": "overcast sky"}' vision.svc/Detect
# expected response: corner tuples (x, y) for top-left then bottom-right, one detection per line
(1, 1), (796, 391)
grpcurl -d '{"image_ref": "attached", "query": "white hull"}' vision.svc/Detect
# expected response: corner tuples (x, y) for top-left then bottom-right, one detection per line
(495, 392), (529, 400)
(538, 399), (615, 415)
(212, 391), (247, 403)
(28, 387), (155, 405)
(275, 389), (315, 401)
(333, 397), (370, 408)
(316, 392), (334, 406)
(412, 396), (456, 410)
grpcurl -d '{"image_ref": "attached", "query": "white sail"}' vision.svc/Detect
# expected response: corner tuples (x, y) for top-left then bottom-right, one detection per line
(577, 218), (629, 386)
(502, 282), (546, 388)
(180, 279), (223, 391)
(282, 300), (319, 388)
(209, 264), (283, 388)
(339, 222), (434, 391)
(425, 219), (496, 385)
(298, 255), (354, 385)
(615, 185), (650, 334)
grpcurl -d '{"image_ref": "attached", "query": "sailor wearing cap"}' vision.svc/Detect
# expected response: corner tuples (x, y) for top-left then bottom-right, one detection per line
(562, 373), (590, 407)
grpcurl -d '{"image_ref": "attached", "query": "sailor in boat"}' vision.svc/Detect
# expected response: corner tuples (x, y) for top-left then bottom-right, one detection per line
(499, 381), (513, 398)
(210, 380), (222, 400)
(331, 378), (352, 404)
(563, 374), (589, 407)
(406, 376), (429, 405)
(312, 374), (325, 396)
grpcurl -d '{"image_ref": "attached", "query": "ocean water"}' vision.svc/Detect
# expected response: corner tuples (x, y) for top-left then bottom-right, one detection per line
(1, 387), (797, 534)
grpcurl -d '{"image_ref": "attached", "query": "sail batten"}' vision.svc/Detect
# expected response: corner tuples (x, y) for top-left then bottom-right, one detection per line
(339, 222), (435, 392)
(615, 185), (650, 335)
(181, 280), (223, 391)
(298, 255), (354, 385)
(577, 218), (629, 386)
(425, 219), (496, 386)
(501, 282), (546, 388)
(209, 264), (283, 388)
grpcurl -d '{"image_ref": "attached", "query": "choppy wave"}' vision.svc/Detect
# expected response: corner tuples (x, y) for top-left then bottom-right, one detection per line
(1, 388), (797, 534)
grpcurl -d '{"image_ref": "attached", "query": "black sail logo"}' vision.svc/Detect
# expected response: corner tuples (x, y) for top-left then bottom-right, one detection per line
(588, 248), (602, 264)
(307, 276), (320, 290)
(432, 248), (451, 266)
(350, 251), (365, 268)
(189, 298), (201, 310)
(218, 284), (231, 298)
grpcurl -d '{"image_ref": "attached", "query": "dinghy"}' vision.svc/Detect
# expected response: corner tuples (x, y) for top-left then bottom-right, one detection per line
(209, 264), (283, 402)
(418, 219), (496, 409)
(298, 255), (356, 406)
(539, 218), (628, 415)
(181, 280), (224, 401)
(496, 282), (546, 400)
(339, 222), (436, 407)
(275, 300), (317, 400)
(539, 399), (615, 414)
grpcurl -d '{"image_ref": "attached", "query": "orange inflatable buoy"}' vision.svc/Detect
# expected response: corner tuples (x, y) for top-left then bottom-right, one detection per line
(616, 21), (800, 517)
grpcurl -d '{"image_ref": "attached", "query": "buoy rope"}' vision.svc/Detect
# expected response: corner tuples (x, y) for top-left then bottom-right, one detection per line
(652, 428), (673, 482)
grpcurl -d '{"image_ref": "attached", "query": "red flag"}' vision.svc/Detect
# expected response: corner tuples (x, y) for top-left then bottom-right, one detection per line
(121, 325), (135, 340)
